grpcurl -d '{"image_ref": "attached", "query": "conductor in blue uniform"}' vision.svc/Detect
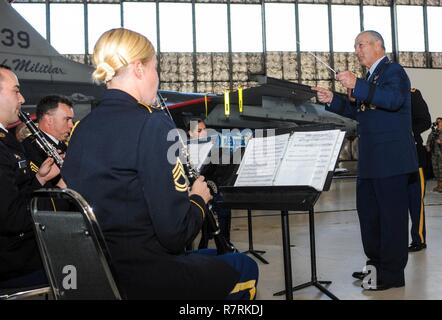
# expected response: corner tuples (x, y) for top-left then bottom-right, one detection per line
(61, 28), (258, 300)
(313, 31), (418, 291)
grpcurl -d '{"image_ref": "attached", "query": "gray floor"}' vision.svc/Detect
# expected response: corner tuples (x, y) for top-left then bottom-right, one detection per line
(227, 178), (442, 300)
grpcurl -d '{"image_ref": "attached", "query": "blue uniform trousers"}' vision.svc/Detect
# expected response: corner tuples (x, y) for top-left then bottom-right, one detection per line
(357, 174), (410, 285)
(408, 168), (426, 245)
(192, 249), (259, 300)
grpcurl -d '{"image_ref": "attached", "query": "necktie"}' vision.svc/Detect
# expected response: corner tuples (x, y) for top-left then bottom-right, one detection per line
(365, 71), (371, 81)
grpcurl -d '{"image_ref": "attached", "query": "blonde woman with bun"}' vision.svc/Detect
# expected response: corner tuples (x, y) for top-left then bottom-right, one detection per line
(62, 28), (258, 300)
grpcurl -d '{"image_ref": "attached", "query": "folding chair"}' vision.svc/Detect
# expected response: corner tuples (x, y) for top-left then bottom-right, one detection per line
(0, 285), (51, 300)
(30, 188), (122, 300)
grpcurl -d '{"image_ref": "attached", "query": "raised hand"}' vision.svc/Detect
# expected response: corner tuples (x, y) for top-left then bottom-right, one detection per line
(336, 71), (357, 89)
(311, 86), (333, 104)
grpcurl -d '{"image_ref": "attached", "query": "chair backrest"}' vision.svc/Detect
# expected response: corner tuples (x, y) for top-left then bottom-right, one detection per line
(30, 188), (122, 300)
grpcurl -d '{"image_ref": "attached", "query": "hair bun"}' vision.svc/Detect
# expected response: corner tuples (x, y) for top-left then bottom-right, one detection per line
(95, 62), (116, 83)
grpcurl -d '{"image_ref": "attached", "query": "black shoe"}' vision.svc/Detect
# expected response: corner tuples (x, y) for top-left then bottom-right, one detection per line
(352, 271), (367, 280)
(361, 282), (405, 291)
(408, 243), (427, 252)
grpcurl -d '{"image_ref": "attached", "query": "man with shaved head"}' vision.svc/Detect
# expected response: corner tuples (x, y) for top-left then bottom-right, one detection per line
(313, 31), (418, 291)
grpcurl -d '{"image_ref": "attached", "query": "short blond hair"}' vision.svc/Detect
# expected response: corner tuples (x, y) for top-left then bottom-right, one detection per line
(92, 28), (155, 83)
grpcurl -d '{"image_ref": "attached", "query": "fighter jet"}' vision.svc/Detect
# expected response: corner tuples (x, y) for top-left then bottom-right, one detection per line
(1, 0), (357, 141)
(0, 0), (105, 119)
(0, 0), (215, 121)
(167, 75), (357, 136)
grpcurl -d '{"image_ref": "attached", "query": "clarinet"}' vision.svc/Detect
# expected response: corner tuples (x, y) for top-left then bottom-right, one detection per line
(18, 110), (64, 168)
(156, 93), (236, 255)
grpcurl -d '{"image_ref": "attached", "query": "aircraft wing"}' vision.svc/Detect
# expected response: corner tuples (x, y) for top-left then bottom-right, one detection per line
(164, 76), (357, 136)
(1, 1), (95, 84)
(225, 74), (316, 106)
(2, 1), (356, 137)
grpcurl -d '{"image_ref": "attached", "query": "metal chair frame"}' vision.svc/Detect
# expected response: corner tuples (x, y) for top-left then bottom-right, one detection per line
(30, 188), (122, 300)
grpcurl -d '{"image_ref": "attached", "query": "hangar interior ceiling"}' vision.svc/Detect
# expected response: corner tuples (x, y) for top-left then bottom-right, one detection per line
(12, 0), (442, 94)
(12, 0), (442, 5)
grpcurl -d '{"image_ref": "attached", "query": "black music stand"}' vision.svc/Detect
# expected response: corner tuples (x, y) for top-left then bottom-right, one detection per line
(243, 209), (269, 264)
(220, 183), (338, 300)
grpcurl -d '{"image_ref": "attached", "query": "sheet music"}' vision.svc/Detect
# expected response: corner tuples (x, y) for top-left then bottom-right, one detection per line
(235, 138), (252, 176)
(188, 140), (214, 172)
(234, 134), (290, 186)
(273, 130), (340, 191)
(328, 131), (346, 171)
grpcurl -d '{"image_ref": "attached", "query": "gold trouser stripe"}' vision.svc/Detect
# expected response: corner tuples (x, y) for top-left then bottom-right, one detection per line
(190, 199), (205, 219)
(249, 286), (256, 300)
(418, 167), (425, 243)
(230, 279), (256, 300)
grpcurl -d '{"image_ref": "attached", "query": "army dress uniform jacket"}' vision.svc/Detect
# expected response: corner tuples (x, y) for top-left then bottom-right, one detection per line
(410, 88), (431, 168)
(327, 57), (418, 179)
(0, 129), (44, 281)
(62, 89), (239, 299)
(22, 132), (66, 186)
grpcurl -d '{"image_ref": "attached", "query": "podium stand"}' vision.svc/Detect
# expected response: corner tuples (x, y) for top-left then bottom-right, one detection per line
(220, 185), (338, 300)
